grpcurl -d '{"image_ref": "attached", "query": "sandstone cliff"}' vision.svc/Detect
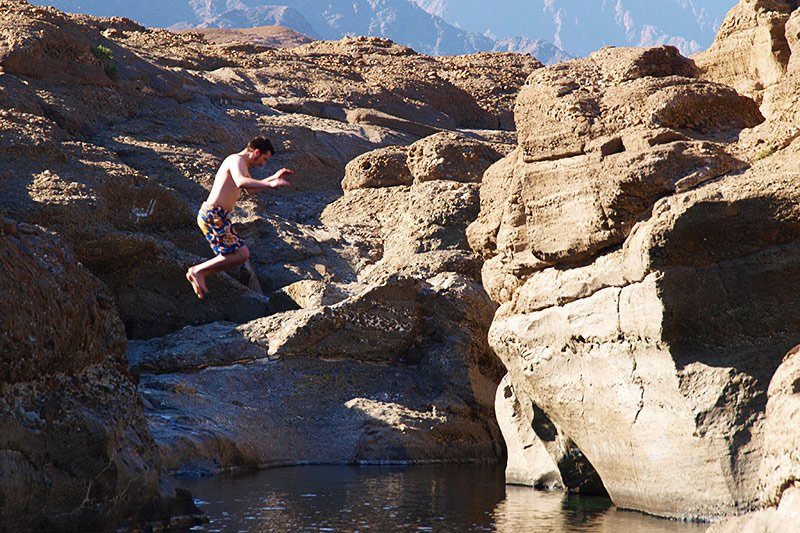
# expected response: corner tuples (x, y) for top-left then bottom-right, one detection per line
(468, 0), (800, 522)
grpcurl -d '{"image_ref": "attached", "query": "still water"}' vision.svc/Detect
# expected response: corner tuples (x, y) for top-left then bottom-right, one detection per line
(179, 465), (709, 533)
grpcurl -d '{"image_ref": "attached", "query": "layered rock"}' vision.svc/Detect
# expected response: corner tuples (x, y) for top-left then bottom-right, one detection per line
(698, 1), (800, 166)
(0, 224), (198, 530)
(708, 341), (800, 528)
(130, 132), (510, 475)
(467, 43), (800, 520)
(693, 0), (795, 105)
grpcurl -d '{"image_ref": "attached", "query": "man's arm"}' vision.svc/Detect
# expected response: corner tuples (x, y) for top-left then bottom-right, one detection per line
(232, 159), (293, 191)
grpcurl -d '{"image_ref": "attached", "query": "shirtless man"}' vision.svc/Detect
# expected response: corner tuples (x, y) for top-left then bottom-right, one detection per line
(186, 136), (292, 299)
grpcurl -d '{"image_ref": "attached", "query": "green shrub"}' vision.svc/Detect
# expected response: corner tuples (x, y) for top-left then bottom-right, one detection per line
(90, 44), (118, 81)
(755, 146), (775, 161)
(90, 44), (113, 61)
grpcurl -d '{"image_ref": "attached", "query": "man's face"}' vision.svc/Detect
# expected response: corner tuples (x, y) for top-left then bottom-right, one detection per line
(252, 150), (271, 167)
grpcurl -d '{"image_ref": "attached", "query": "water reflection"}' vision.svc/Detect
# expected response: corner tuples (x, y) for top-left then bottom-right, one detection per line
(178, 465), (708, 532)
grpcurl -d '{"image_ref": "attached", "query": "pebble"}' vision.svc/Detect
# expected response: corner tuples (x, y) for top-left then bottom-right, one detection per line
(2, 218), (16, 235)
(17, 222), (36, 235)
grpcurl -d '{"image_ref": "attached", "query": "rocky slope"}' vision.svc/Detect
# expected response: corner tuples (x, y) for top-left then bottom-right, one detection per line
(0, 1), (535, 528)
(468, 0), (800, 522)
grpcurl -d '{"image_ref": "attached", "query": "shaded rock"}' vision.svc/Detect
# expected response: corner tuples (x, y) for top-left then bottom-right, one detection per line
(85, 236), (268, 339)
(346, 108), (444, 138)
(127, 322), (266, 375)
(342, 145), (413, 191)
(495, 374), (607, 494)
(436, 52), (544, 130)
(758, 344), (800, 506)
(140, 356), (500, 475)
(267, 279), (351, 313)
(359, 61), (497, 129)
(0, 228), (198, 531)
(406, 131), (506, 184)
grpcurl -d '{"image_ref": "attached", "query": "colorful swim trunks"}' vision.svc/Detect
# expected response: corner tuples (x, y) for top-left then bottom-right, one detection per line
(197, 202), (244, 255)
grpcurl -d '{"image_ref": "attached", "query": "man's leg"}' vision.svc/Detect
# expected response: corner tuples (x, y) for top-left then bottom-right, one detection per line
(187, 246), (250, 298)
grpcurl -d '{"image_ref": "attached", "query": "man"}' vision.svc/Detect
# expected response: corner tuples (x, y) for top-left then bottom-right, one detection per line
(186, 136), (292, 299)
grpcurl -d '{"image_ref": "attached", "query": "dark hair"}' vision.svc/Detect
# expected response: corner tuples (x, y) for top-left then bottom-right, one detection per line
(247, 136), (275, 155)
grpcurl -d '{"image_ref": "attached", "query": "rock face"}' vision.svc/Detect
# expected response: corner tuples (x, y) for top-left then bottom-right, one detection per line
(468, 39), (800, 520)
(494, 375), (604, 493)
(0, 0), (540, 340)
(693, 0), (795, 105)
(123, 122), (510, 475)
(0, 225), (197, 530)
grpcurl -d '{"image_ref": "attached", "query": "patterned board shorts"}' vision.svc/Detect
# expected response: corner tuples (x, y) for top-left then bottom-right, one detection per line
(197, 202), (244, 255)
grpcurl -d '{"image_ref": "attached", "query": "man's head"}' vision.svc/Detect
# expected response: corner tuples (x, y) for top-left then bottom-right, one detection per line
(246, 136), (275, 167)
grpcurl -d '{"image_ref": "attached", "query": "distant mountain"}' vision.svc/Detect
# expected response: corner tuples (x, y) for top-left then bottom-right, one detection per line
(492, 37), (573, 64)
(412, 0), (737, 57)
(199, 6), (321, 39)
(34, 0), (726, 61)
(35, 0), (539, 57)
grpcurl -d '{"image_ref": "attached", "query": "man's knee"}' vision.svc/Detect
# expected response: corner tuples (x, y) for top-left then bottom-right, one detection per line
(238, 246), (250, 262)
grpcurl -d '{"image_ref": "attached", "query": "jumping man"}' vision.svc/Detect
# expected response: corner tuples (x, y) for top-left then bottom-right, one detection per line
(186, 136), (292, 299)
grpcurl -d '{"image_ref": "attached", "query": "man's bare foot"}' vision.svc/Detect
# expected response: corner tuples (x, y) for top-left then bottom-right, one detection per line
(186, 268), (204, 299)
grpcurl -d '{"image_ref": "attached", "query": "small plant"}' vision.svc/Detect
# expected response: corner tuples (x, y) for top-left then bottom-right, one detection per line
(755, 145), (775, 161)
(90, 44), (118, 81)
(90, 44), (113, 61)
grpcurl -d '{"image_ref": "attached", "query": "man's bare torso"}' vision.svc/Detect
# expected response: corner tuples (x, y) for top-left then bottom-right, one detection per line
(206, 153), (250, 212)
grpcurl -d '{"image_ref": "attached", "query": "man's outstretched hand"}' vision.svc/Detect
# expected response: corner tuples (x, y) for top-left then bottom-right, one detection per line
(269, 168), (293, 188)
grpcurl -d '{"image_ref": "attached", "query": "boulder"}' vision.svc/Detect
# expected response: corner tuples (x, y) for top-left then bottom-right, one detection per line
(406, 131), (507, 184)
(0, 226), (198, 531)
(267, 279), (352, 312)
(516, 46), (761, 164)
(345, 108), (444, 138)
(342, 145), (413, 190)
